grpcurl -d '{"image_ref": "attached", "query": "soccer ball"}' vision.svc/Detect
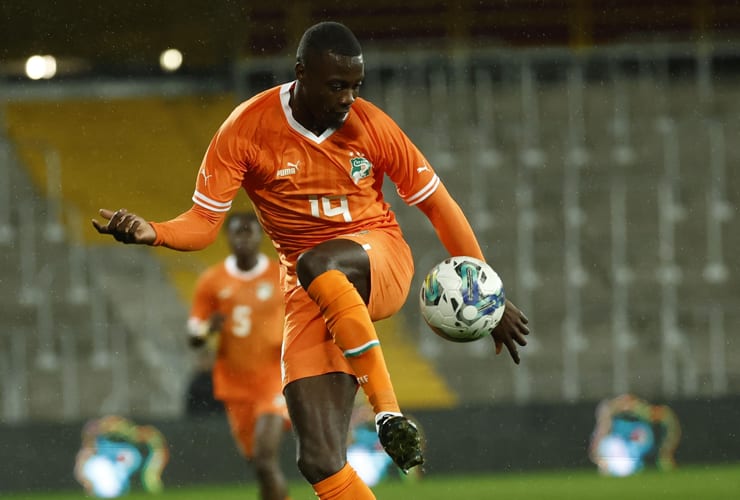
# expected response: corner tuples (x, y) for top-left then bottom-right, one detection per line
(419, 256), (506, 342)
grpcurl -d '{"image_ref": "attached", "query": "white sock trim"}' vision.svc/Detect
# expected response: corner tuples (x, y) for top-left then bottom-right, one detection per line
(375, 411), (403, 432)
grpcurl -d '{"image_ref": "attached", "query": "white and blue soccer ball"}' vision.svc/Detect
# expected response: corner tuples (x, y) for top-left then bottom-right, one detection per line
(419, 256), (506, 342)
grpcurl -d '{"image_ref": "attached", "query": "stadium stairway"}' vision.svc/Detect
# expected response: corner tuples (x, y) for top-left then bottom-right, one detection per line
(3, 93), (457, 417)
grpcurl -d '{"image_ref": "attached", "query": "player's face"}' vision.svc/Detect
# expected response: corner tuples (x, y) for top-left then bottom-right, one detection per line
(296, 50), (364, 131)
(227, 217), (261, 257)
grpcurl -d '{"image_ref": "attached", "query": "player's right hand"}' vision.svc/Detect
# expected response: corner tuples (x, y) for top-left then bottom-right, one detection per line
(92, 208), (156, 245)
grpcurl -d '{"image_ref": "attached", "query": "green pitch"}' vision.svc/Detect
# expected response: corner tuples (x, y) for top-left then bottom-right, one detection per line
(10, 464), (739, 500)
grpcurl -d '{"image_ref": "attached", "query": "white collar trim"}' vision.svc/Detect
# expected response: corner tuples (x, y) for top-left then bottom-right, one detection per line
(280, 81), (344, 144)
(225, 253), (268, 280)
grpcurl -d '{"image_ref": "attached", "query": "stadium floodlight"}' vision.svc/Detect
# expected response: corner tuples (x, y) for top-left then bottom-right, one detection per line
(25, 55), (57, 80)
(159, 48), (183, 72)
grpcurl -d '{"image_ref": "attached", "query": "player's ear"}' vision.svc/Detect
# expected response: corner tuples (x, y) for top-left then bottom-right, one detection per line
(295, 61), (305, 82)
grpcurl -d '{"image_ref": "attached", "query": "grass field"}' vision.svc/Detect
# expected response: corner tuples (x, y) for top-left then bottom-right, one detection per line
(9, 464), (739, 500)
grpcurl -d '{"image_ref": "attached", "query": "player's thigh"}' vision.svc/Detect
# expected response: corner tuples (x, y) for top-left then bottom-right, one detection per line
(252, 413), (288, 460)
(284, 373), (357, 456)
(339, 229), (414, 320)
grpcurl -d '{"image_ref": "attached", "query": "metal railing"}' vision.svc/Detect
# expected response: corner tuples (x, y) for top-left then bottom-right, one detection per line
(234, 40), (739, 403)
(0, 40), (736, 421)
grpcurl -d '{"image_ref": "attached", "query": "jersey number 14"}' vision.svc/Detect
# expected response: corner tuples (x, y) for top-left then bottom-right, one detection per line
(308, 195), (352, 222)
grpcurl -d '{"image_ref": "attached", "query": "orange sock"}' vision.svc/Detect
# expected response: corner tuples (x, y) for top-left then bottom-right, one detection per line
(306, 270), (400, 415)
(312, 463), (375, 500)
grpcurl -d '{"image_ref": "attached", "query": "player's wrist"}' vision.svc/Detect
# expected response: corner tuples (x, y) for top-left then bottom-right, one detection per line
(187, 318), (211, 344)
(148, 221), (163, 246)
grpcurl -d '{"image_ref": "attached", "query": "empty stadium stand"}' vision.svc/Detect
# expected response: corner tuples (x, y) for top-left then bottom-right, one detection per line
(1, 89), (457, 422)
(0, 138), (190, 421)
(2, 41), (739, 423)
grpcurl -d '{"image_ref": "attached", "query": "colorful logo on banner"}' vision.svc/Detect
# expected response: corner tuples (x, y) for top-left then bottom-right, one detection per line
(74, 415), (169, 497)
(589, 394), (681, 477)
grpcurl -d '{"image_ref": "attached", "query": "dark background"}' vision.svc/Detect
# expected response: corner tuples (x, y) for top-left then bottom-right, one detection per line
(3, 0), (740, 73)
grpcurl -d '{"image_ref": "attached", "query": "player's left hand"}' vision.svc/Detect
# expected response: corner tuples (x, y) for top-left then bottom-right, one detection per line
(491, 299), (529, 364)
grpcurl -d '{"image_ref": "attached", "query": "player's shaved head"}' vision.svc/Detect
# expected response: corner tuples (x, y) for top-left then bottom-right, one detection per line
(225, 211), (259, 233)
(292, 21), (365, 134)
(225, 211), (262, 258)
(296, 22), (362, 66)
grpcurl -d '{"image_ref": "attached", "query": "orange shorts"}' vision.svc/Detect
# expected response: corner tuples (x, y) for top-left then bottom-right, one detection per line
(281, 228), (414, 387)
(219, 370), (290, 458)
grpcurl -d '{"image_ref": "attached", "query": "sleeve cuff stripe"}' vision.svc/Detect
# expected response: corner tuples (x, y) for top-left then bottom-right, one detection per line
(193, 191), (232, 212)
(404, 175), (440, 206)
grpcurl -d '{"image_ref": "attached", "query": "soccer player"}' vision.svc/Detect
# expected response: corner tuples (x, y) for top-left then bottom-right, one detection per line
(93, 21), (530, 500)
(187, 212), (290, 500)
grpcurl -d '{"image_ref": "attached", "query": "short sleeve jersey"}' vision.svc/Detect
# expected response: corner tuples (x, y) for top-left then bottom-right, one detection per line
(189, 254), (284, 400)
(192, 82), (440, 290)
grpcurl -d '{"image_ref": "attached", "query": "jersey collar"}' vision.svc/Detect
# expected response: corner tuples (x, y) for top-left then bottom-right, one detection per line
(225, 253), (268, 280)
(280, 81), (343, 145)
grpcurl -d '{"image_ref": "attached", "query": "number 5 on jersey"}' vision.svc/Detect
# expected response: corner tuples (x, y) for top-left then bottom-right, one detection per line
(231, 305), (252, 337)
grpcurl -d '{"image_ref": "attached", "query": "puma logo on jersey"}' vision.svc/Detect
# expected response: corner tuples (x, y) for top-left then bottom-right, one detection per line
(277, 160), (301, 177)
(199, 166), (213, 185)
(417, 165), (430, 173)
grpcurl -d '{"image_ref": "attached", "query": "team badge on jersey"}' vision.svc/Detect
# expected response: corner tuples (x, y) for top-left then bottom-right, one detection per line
(257, 282), (274, 301)
(349, 156), (372, 184)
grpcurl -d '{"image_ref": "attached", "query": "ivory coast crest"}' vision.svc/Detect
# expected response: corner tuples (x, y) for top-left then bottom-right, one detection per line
(349, 156), (372, 184)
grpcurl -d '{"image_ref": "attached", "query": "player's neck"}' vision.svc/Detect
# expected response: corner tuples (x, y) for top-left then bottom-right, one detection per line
(289, 84), (327, 136)
(234, 254), (259, 272)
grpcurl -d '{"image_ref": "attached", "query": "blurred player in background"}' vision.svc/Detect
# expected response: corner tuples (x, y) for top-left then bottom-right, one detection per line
(187, 212), (291, 500)
(93, 21), (530, 500)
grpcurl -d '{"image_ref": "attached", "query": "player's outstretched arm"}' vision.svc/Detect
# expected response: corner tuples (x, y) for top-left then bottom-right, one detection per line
(93, 205), (225, 251)
(491, 299), (529, 365)
(92, 208), (156, 245)
(416, 184), (530, 364)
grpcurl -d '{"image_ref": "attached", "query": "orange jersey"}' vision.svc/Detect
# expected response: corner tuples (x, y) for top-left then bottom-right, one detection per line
(189, 253), (284, 400)
(191, 82), (441, 290)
